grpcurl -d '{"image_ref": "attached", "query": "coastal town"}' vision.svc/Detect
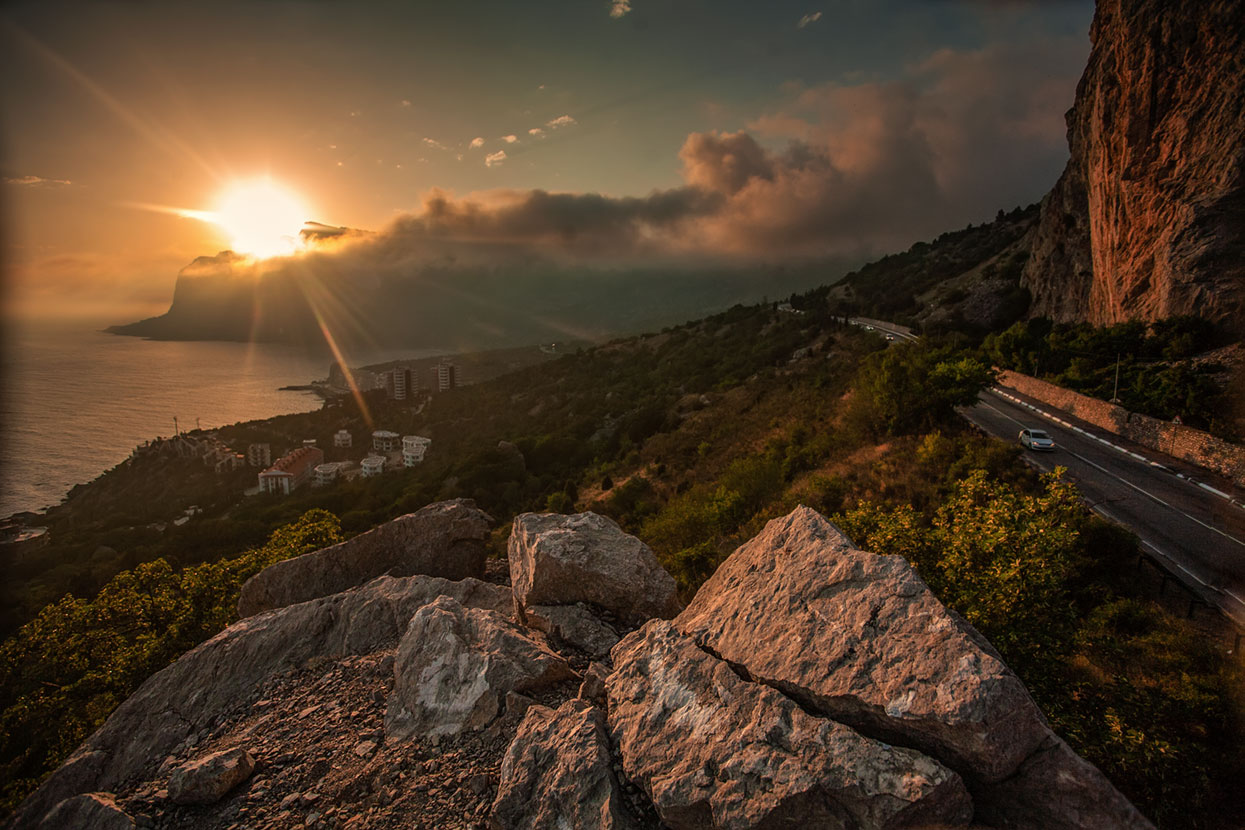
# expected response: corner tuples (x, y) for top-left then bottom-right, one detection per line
(142, 360), (459, 501)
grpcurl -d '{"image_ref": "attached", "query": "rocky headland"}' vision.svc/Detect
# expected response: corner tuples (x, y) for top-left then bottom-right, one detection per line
(9, 501), (1151, 830)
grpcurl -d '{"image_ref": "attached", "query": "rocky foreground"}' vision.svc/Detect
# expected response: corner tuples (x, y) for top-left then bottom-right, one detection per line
(9, 500), (1152, 829)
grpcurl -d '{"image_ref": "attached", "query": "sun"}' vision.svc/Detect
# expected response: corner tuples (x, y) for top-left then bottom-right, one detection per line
(211, 178), (310, 259)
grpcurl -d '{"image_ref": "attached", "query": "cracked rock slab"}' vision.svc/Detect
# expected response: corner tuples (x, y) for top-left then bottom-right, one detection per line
(509, 512), (681, 625)
(239, 498), (493, 617)
(386, 596), (575, 739)
(675, 506), (1049, 783)
(491, 699), (635, 830)
(607, 620), (973, 830)
(674, 506), (1151, 829)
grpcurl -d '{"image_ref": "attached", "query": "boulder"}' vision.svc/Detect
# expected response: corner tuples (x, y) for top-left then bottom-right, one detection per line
(509, 512), (680, 624)
(491, 699), (634, 830)
(386, 596), (575, 739)
(674, 506), (1151, 829)
(238, 499), (492, 617)
(525, 604), (619, 658)
(11, 575), (510, 829)
(608, 620), (972, 830)
(38, 793), (134, 830)
(675, 506), (1048, 782)
(168, 746), (255, 805)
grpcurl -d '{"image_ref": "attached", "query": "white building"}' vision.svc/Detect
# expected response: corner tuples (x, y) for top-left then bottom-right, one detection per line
(402, 435), (432, 467)
(361, 455), (386, 477)
(313, 461), (351, 487)
(373, 430), (400, 452)
(334, 429), (352, 448)
(437, 361), (457, 392)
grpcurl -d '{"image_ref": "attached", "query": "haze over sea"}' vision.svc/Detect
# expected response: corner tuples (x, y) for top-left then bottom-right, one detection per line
(1, 319), (433, 517)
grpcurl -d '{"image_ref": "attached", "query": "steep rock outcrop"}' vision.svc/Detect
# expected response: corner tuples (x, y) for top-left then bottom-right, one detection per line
(608, 620), (973, 830)
(1024, 0), (1245, 332)
(238, 499), (492, 617)
(674, 506), (1151, 829)
(509, 512), (681, 624)
(10, 574), (511, 828)
(385, 596), (575, 739)
(491, 699), (634, 830)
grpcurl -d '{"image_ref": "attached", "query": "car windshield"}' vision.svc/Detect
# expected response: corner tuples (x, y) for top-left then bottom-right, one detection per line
(1031, 431), (1050, 440)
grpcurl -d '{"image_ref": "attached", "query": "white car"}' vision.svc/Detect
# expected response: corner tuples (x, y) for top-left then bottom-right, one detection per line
(1019, 428), (1055, 451)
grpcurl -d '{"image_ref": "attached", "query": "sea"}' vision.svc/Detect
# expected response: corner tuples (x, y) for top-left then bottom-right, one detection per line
(0, 319), (436, 517)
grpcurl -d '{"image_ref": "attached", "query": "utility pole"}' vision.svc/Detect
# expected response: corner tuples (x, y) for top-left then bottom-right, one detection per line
(1112, 353), (1121, 403)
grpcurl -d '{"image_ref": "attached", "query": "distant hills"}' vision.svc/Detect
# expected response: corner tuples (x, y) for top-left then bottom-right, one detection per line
(107, 253), (851, 352)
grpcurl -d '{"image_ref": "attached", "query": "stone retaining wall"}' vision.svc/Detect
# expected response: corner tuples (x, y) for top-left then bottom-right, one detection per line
(998, 370), (1245, 489)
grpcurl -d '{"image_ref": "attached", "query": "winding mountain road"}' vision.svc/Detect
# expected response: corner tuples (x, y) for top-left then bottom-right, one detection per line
(964, 388), (1245, 627)
(847, 317), (1245, 626)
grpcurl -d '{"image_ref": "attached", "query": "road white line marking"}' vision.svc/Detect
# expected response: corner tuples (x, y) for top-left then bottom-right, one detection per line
(976, 399), (1245, 549)
(1061, 446), (1245, 549)
(988, 389), (1244, 512)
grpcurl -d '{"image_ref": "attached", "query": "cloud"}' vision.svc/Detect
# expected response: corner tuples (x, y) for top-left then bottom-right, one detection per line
(470, 137), (485, 148)
(191, 35), (1079, 280)
(501, 134), (518, 143)
(797, 11), (822, 28)
(609, 0), (632, 19)
(401, 100), (412, 107)
(5, 175), (72, 187)
(422, 137), (448, 150)
(528, 127), (545, 138)
(546, 115), (577, 130)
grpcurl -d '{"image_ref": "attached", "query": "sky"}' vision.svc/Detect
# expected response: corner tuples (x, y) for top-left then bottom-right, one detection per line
(0, 0), (1094, 323)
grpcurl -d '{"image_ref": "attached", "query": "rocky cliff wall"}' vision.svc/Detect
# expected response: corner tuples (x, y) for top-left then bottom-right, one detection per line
(1024, 0), (1245, 333)
(998, 369), (1245, 487)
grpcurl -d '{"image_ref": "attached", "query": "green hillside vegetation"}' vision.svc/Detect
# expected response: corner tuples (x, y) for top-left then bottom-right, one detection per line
(0, 510), (342, 811)
(825, 204), (1037, 325)
(985, 316), (1239, 439)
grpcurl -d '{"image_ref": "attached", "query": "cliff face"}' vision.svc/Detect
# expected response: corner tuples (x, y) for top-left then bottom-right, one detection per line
(1024, 0), (1245, 332)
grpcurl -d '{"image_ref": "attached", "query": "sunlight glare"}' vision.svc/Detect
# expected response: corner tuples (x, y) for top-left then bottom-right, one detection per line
(212, 179), (310, 258)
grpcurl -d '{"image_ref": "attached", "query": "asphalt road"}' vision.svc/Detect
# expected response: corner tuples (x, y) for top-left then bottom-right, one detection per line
(965, 389), (1245, 626)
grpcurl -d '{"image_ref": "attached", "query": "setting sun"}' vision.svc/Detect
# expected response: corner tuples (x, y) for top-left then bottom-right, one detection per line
(211, 178), (310, 258)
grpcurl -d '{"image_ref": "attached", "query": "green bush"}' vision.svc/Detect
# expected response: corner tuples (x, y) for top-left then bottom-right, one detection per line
(0, 510), (342, 812)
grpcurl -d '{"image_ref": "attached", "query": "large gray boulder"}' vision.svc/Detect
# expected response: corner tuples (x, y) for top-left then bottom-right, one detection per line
(238, 499), (492, 617)
(509, 512), (680, 624)
(674, 506), (1151, 829)
(607, 620), (973, 830)
(168, 746), (255, 805)
(11, 574), (511, 829)
(386, 596), (575, 739)
(491, 699), (634, 830)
